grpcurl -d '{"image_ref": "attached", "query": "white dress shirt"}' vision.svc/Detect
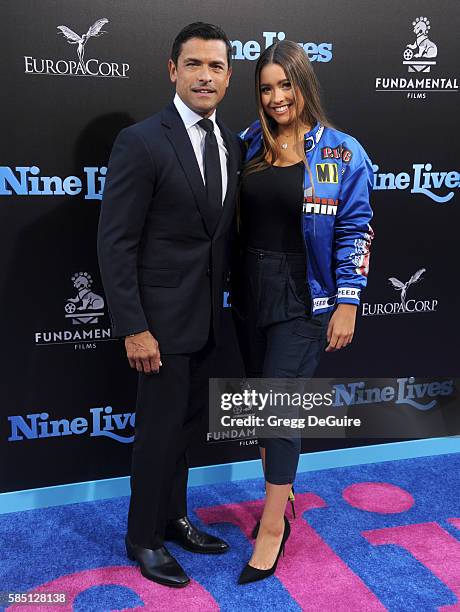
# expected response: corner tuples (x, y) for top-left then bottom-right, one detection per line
(174, 93), (228, 205)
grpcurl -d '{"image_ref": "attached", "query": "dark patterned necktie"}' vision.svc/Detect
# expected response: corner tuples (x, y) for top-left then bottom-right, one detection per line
(198, 118), (222, 214)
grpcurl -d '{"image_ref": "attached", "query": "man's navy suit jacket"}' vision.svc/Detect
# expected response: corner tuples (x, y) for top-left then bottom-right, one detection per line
(97, 102), (242, 353)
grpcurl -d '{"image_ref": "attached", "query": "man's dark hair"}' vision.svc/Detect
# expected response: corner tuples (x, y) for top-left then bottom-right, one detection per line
(171, 22), (232, 67)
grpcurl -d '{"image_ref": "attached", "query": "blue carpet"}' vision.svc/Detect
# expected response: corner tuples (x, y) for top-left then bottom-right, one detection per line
(1, 453), (460, 611)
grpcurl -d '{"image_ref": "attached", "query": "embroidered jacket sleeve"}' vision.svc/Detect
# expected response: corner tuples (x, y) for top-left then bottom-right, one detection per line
(334, 138), (374, 306)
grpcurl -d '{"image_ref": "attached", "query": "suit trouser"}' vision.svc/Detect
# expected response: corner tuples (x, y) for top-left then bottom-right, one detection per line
(127, 336), (215, 550)
(235, 248), (330, 485)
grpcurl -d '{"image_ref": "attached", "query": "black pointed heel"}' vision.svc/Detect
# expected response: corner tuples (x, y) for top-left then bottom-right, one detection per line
(238, 516), (291, 585)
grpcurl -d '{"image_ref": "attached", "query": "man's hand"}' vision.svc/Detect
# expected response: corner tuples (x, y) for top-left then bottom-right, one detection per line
(325, 304), (357, 352)
(125, 331), (162, 374)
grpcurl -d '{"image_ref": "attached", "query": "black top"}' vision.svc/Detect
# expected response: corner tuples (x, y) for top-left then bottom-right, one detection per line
(240, 161), (305, 252)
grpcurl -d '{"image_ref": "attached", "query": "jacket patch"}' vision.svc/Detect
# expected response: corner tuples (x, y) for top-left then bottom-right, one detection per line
(337, 287), (361, 300)
(316, 163), (338, 183)
(321, 145), (353, 163)
(303, 196), (339, 216)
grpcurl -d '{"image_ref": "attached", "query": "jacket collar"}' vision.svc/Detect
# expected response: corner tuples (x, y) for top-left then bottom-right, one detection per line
(173, 93), (218, 131)
(214, 119), (239, 238)
(242, 120), (325, 161)
(161, 103), (215, 235)
(161, 102), (238, 238)
(304, 122), (325, 152)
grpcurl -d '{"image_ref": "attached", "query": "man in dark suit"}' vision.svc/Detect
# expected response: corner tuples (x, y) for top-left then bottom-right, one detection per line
(97, 22), (242, 587)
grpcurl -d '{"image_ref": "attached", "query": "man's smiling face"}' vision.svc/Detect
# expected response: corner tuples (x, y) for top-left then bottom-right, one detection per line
(169, 37), (232, 117)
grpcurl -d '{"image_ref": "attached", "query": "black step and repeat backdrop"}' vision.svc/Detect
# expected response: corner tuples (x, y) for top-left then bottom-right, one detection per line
(1, 0), (459, 493)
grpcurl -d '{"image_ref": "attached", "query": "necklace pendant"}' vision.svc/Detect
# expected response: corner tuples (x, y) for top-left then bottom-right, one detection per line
(281, 143), (288, 150)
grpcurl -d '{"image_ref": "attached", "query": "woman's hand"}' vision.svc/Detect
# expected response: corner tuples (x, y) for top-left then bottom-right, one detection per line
(325, 304), (357, 352)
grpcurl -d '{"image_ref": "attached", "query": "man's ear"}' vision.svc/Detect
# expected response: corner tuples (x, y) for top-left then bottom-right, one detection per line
(168, 59), (177, 84)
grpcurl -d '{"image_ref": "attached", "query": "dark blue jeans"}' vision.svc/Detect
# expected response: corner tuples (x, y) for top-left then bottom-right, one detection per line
(235, 248), (330, 485)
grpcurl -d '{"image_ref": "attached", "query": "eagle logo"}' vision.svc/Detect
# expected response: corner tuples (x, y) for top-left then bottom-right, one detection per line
(57, 18), (109, 73)
(388, 268), (426, 311)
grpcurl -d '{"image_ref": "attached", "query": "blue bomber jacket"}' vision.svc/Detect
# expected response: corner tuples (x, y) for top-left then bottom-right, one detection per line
(239, 121), (374, 314)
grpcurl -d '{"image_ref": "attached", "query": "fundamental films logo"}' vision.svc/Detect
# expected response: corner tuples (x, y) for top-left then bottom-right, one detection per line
(362, 268), (438, 316)
(208, 380), (258, 445)
(402, 17), (437, 73)
(34, 272), (113, 348)
(24, 18), (130, 78)
(375, 16), (458, 98)
(64, 272), (104, 324)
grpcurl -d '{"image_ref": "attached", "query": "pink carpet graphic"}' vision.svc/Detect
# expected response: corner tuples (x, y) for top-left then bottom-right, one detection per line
(2, 454), (460, 611)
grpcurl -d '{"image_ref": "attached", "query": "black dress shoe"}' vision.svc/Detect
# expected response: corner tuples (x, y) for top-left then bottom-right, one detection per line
(238, 516), (291, 585)
(164, 516), (229, 554)
(125, 535), (190, 588)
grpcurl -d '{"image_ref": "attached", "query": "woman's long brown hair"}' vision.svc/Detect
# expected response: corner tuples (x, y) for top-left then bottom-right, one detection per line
(245, 40), (331, 176)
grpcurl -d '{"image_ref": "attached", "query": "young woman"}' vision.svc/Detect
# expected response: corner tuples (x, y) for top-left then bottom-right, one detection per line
(233, 40), (374, 585)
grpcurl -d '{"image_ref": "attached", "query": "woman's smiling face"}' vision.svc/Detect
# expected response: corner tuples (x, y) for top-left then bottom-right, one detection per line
(259, 63), (304, 127)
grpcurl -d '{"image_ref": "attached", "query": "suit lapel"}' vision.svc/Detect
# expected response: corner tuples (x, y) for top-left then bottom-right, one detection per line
(161, 103), (215, 237)
(161, 103), (240, 239)
(214, 121), (240, 238)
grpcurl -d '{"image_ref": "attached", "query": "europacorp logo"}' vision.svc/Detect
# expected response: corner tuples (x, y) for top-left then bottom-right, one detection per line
(24, 18), (130, 78)
(375, 16), (458, 98)
(34, 271), (114, 349)
(231, 31), (332, 62)
(8, 406), (135, 443)
(361, 268), (438, 316)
